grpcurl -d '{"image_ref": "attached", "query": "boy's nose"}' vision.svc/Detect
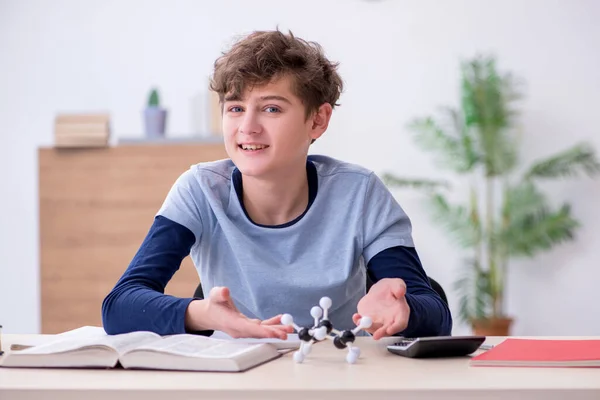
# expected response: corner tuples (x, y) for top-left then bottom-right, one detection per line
(239, 112), (262, 135)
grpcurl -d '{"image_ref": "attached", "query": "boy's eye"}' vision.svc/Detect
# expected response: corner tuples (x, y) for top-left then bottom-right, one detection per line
(228, 106), (243, 113)
(264, 106), (281, 113)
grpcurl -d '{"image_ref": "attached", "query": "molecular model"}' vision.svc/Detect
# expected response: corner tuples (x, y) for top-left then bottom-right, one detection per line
(281, 296), (372, 364)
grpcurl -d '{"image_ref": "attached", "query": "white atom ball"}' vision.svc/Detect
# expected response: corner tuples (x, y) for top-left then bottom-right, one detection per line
(319, 296), (332, 309)
(281, 314), (293, 325)
(310, 306), (323, 319)
(359, 316), (372, 329)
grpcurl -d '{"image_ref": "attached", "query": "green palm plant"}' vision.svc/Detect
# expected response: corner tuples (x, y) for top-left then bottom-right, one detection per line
(383, 55), (600, 333)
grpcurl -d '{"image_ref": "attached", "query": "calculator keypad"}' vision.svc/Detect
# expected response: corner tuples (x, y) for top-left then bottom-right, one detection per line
(393, 338), (416, 347)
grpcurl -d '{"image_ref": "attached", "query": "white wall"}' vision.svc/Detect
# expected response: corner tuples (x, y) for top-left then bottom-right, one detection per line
(1, 0), (599, 334)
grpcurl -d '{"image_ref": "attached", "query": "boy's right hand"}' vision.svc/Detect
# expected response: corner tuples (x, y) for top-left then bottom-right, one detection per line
(185, 286), (293, 339)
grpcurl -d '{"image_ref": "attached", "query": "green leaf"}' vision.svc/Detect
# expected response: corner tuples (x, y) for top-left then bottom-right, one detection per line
(381, 173), (450, 191)
(468, 185), (483, 245)
(475, 269), (493, 319)
(460, 55), (522, 176)
(503, 204), (579, 257)
(427, 193), (481, 248)
(407, 114), (479, 173)
(454, 261), (477, 324)
(453, 260), (493, 323)
(461, 55), (521, 131)
(485, 126), (519, 176)
(441, 107), (481, 171)
(502, 181), (547, 224)
(524, 143), (600, 180)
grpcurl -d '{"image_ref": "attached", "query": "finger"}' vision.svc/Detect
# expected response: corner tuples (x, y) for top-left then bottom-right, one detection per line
(271, 326), (293, 339)
(371, 324), (390, 340)
(259, 316), (294, 333)
(386, 315), (408, 335)
(390, 280), (407, 299)
(386, 322), (402, 336)
(259, 325), (290, 340)
(261, 322), (295, 334)
(261, 315), (282, 325)
(234, 323), (287, 339)
(363, 321), (383, 335)
(261, 321), (294, 334)
(352, 313), (362, 326)
(209, 286), (230, 302)
(250, 319), (292, 336)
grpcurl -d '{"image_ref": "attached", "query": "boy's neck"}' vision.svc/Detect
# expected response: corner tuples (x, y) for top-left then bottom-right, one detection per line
(241, 164), (309, 226)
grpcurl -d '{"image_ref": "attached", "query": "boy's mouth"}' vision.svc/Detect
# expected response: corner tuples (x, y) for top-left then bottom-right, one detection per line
(239, 144), (269, 151)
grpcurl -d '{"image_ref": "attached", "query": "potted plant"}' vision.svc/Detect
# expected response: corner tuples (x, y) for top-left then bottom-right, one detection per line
(382, 55), (599, 336)
(143, 88), (167, 138)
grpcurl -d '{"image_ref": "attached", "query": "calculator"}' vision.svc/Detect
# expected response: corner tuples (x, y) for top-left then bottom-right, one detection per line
(387, 336), (486, 358)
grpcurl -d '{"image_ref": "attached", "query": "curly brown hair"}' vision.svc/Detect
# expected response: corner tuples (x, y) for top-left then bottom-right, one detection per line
(210, 29), (344, 119)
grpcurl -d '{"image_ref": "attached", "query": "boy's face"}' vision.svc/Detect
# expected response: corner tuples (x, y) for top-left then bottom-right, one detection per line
(222, 75), (331, 179)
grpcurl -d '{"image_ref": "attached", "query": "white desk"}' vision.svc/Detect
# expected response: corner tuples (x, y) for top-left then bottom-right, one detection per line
(1, 334), (600, 400)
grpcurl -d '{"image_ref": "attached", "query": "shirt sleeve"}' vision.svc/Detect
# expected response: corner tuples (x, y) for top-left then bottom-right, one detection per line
(102, 169), (208, 336)
(361, 172), (452, 337)
(361, 172), (414, 264)
(101, 216), (212, 335)
(155, 168), (204, 241)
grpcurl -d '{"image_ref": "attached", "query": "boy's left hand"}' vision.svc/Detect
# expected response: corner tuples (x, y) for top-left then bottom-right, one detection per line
(352, 278), (410, 340)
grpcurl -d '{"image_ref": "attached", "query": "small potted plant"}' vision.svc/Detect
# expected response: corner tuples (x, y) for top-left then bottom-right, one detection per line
(383, 54), (599, 336)
(143, 88), (167, 138)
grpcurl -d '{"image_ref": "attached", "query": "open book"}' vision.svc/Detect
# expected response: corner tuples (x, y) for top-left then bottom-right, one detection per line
(8, 326), (301, 352)
(0, 331), (282, 372)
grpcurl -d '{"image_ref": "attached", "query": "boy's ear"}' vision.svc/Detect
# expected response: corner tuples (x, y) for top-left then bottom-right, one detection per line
(309, 103), (333, 141)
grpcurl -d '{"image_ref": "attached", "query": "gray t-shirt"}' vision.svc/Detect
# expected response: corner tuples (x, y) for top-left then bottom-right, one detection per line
(157, 154), (414, 331)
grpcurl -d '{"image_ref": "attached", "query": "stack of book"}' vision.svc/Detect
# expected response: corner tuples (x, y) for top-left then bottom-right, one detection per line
(54, 113), (111, 148)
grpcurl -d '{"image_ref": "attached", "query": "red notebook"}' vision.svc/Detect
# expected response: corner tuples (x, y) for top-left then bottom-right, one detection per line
(470, 338), (600, 367)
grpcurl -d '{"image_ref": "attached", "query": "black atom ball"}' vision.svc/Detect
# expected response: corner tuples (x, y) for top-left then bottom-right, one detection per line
(318, 319), (333, 334)
(341, 330), (355, 343)
(333, 336), (347, 349)
(298, 327), (313, 342)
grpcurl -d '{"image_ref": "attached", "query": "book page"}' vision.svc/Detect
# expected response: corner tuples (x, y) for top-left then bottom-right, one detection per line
(211, 332), (300, 350)
(100, 331), (162, 354)
(9, 326), (110, 350)
(17, 331), (160, 355)
(58, 326), (107, 338)
(210, 330), (300, 348)
(129, 334), (264, 358)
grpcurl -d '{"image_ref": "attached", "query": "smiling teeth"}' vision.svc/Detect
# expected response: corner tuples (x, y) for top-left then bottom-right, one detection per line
(241, 144), (267, 150)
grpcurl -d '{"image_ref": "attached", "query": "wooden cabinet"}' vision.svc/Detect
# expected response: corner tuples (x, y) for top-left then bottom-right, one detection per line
(39, 142), (228, 333)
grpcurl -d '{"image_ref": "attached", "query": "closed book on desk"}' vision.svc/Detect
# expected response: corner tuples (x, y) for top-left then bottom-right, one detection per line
(471, 338), (600, 367)
(0, 331), (281, 372)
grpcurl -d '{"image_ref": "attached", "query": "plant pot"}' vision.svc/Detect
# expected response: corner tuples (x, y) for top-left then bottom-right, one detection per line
(144, 107), (167, 138)
(471, 317), (514, 336)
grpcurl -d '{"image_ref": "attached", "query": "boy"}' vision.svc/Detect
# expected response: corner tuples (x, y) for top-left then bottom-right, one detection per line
(102, 30), (452, 340)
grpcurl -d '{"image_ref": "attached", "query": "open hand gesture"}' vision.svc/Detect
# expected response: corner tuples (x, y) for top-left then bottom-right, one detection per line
(352, 278), (410, 340)
(188, 286), (293, 339)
